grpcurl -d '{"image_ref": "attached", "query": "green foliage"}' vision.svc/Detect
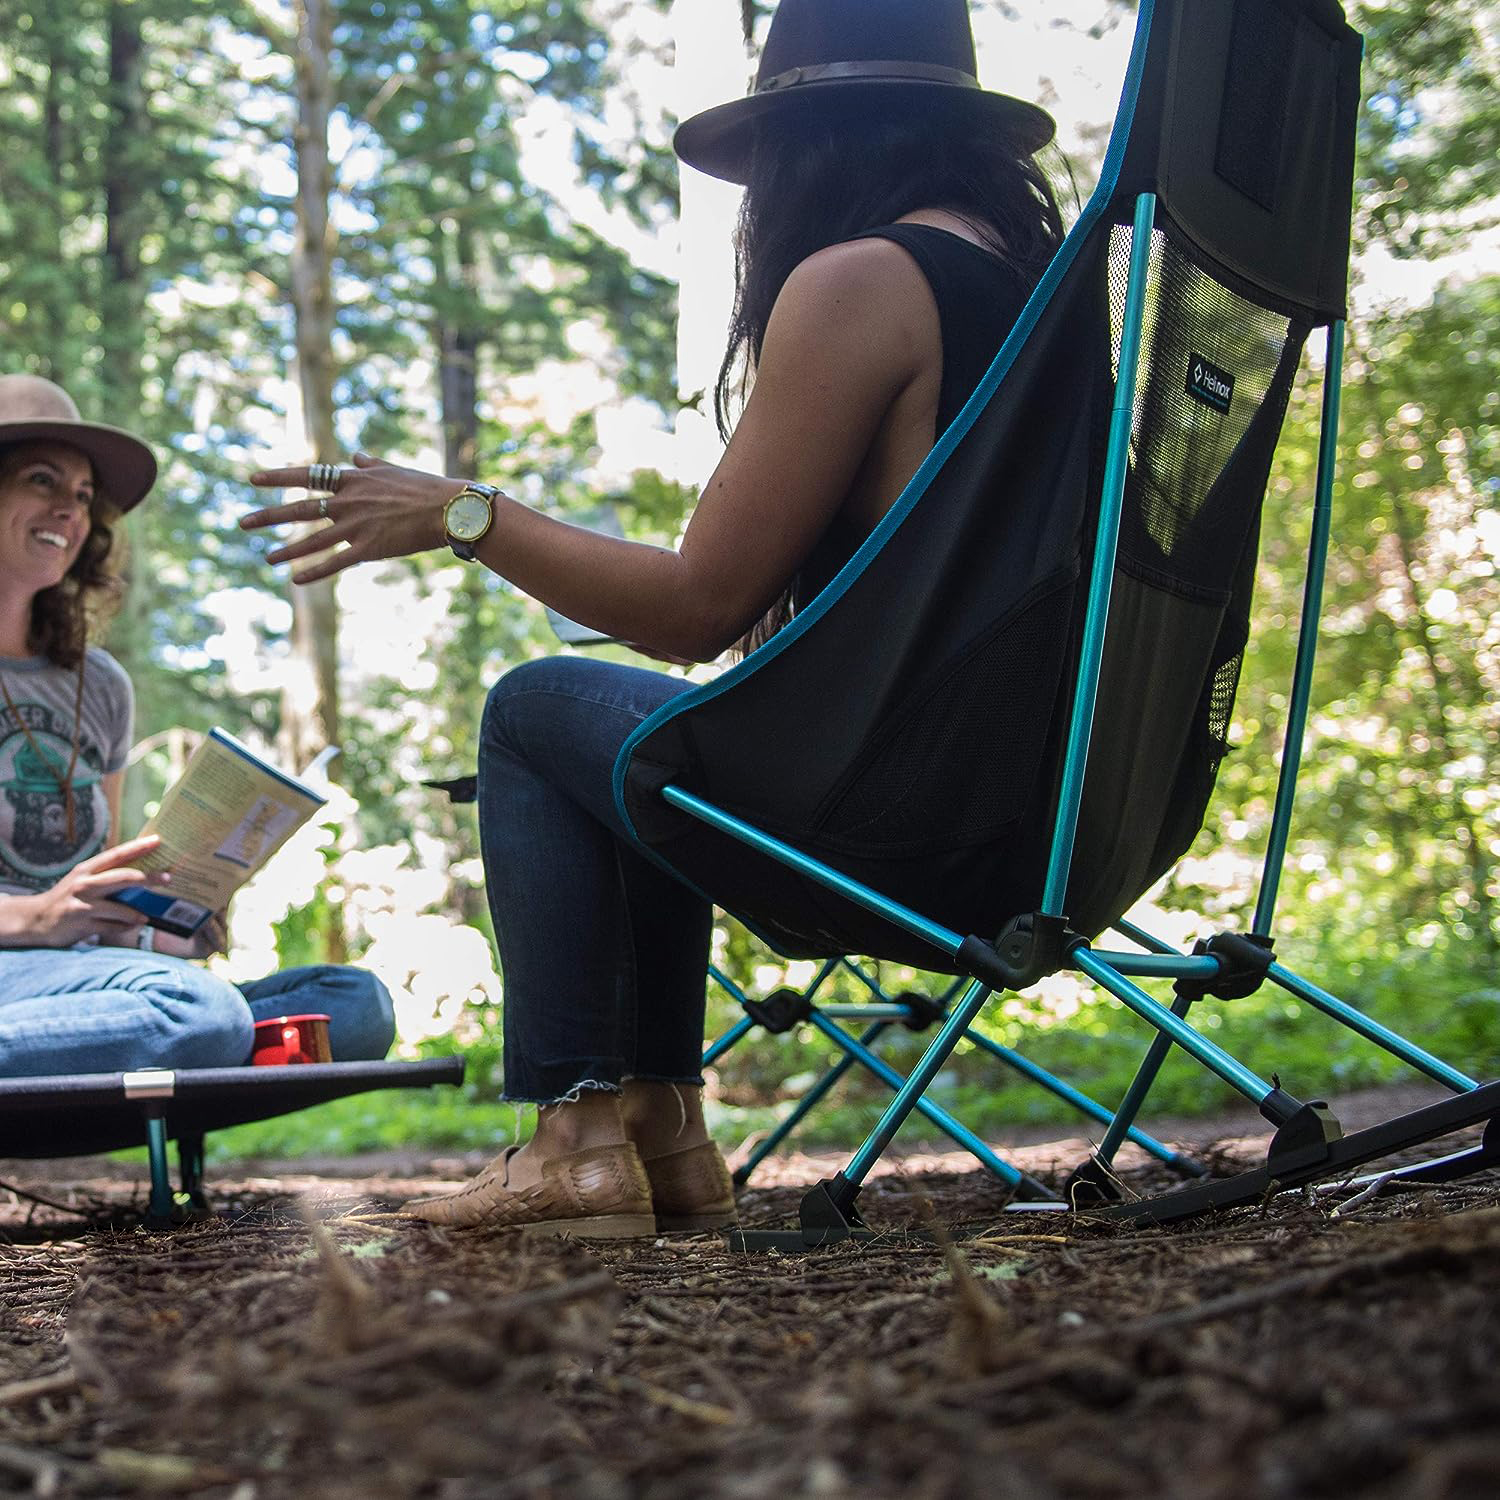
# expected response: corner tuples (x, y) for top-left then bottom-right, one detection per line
(1355, 2), (1499, 254)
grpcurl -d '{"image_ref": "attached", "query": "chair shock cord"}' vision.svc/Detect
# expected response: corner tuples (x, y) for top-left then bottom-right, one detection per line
(744, 988), (815, 1035)
(896, 991), (947, 1032)
(958, 912), (1078, 993)
(1172, 930), (1276, 1004)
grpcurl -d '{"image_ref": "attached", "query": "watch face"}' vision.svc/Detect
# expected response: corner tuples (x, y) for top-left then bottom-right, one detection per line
(446, 491), (492, 542)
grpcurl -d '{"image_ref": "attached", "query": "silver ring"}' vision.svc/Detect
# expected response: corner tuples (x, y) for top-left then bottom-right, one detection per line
(308, 462), (342, 493)
(316, 492), (331, 520)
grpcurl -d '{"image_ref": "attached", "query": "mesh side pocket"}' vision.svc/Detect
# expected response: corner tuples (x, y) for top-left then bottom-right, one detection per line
(1107, 224), (1292, 585)
(816, 577), (1074, 851)
(1204, 647), (1244, 773)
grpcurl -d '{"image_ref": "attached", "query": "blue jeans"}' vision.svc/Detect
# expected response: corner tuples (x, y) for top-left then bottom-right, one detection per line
(478, 656), (712, 1102)
(0, 947), (395, 1078)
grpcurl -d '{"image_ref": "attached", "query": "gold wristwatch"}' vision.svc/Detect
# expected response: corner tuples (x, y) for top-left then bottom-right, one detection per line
(443, 481), (498, 561)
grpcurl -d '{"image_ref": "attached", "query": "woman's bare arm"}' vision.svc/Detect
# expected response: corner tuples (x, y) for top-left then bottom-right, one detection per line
(242, 238), (936, 662)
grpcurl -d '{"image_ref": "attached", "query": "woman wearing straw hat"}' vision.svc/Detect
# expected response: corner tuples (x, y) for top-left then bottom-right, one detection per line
(0, 374), (395, 1075)
(244, 0), (1063, 1233)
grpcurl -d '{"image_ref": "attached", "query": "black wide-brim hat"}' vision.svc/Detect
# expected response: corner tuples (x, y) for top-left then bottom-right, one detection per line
(674, 0), (1056, 185)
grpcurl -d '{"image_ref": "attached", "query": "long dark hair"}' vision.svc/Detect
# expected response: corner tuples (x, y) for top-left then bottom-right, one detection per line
(0, 443), (125, 668)
(714, 100), (1066, 650)
(715, 98), (1066, 439)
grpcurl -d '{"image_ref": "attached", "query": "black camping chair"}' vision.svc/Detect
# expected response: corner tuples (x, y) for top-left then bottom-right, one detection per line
(704, 950), (1195, 1194)
(614, 0), (1497, 1245)
(0, 1058), (463, 1226)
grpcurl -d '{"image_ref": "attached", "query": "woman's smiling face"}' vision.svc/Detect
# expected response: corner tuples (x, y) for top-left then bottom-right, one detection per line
(0, 441), (96, 598)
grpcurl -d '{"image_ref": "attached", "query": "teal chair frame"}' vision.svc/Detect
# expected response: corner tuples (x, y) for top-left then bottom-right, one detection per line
(642, 1), (1498, 1243)
(673, 199), (1496, 1243)
(704, 951), (1200, 1197)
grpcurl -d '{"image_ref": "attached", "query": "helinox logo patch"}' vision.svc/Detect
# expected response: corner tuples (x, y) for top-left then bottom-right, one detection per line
(1187, 353), (1234, 413)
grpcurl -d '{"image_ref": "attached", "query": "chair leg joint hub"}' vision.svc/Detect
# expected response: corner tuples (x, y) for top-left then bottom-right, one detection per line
(744, 988), (815, 1034)
(960, 912), (1078, 993)
(1174, 930), (1276, 1003)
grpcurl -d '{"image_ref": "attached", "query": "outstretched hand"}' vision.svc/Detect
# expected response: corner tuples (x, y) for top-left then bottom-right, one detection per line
(241, 452), (458, 584)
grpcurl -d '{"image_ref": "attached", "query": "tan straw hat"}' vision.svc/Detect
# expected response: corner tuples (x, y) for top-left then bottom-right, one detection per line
(674, 0), (1055, 185)
(0, 374), (157, 513)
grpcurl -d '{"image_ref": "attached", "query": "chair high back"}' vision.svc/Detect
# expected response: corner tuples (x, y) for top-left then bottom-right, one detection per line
(616, 0), (1362, 970)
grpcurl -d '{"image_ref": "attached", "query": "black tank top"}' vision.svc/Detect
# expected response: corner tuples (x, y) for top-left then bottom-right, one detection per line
(792, 223), (1036, 609)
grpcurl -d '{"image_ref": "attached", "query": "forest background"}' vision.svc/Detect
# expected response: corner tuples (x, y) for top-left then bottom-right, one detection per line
(0, 0), (1494, 1158)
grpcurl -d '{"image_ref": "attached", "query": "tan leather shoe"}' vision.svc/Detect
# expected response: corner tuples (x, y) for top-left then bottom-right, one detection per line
(642, 1141), (738, 1231)
(401, 1142), (656, 1237)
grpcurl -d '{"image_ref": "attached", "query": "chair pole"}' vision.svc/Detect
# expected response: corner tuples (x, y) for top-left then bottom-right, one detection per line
(809, 1011), (1041, 1189)
(1073, 948), (1276, 1105)
(735, 1021), (893, 1186)
(1254, 320), (1346, 935)
(839, 979), (997, 1189)
(1088, 992), (1195, 1167)
(958, 1026), (1194, 1170)
(1043, 190), (1159, 917)
(702, 1014), (756, 1067)
(144, 1111), (174, 1223)
(663, 785), (965, 957)
(1267, 962), (1478, 1093)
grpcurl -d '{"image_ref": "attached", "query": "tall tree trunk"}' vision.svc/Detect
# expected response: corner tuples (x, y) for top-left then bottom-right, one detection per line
(287, 0), (341, 772)
(434, 211), (489, 925)
(39, 16), (67, 376)
(100, 1), (147, 425)
(97, 2), (153, 686)
(289, 0), (346, 961)
(437, 211), (480, 477)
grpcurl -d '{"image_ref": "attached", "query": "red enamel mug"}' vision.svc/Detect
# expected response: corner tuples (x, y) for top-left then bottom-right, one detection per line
(251, 1013), (333, 1066)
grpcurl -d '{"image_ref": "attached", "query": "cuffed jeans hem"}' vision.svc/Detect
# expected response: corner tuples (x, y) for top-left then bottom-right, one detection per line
(500, 1078), (623, 1106)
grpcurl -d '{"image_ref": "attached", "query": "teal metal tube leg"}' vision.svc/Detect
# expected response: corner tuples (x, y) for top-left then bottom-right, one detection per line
(178, 1132), (207, 1208)
(145, 1114), (174, 1223)
(960, 1027), (1193, 1169)
(1089, 992), (1196, 1166)
(809, 1012), (1029, 1188)
(841, 978), (995, 1189)
(663, 786), (964, 958)
(702, 1015), (756, 1067)
(1043, 190), (1158, 916)
(735, 1022), (893, 1187)
(1256, 321), (1346, 935)
(1073, 949), (1275, 1105)
(1269, 962), (1477, 1093)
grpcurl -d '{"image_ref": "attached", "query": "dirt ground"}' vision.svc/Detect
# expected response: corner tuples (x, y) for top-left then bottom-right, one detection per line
(0, 1086), (1496, 1499)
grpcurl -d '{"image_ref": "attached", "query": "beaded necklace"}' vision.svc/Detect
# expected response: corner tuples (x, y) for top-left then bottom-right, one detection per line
(0, 655), (87, 844)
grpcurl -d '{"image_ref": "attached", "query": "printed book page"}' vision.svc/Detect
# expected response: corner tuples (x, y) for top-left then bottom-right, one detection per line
(110, 728), (327, 935)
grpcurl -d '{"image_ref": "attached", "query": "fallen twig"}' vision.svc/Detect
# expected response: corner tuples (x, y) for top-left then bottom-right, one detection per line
(0, 1368), (78, 1408)
(599, 1373), (739, 1426)
(1329, 1172), (1397, 1219)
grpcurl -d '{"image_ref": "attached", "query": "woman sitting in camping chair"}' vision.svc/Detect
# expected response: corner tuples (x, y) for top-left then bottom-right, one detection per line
(0, 375), (395, 1077)
(244, 0), (1064, 1235)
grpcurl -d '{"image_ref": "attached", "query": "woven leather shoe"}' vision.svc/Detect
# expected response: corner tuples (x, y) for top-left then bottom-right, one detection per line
(642, 1141), (738, 1231)
(401, 1142), (656, 1237)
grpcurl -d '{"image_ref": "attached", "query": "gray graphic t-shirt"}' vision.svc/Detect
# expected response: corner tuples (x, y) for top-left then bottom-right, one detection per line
(0, 648), (132, 895)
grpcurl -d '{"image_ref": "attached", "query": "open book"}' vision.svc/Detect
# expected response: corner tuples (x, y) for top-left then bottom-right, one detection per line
(111, 728), (327, 936)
